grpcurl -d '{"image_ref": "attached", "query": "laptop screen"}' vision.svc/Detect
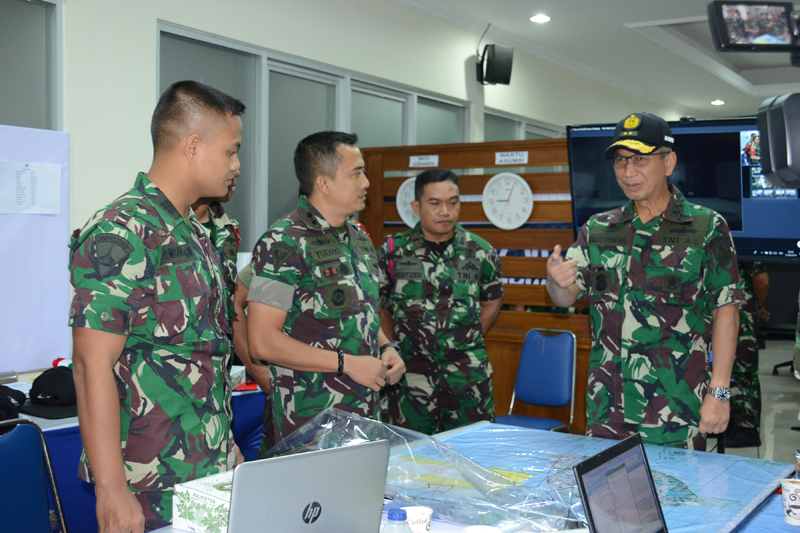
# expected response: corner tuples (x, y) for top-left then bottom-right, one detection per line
(573, 434), (668, 533)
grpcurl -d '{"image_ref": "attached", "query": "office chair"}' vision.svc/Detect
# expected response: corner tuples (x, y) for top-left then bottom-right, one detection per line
(496, 328), (577, 432)
(0, 418), (68, 533)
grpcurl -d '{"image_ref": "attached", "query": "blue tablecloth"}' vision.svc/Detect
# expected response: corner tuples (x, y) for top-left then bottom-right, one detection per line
(738, 491), (796, 532)
(37, 390), (266, 533)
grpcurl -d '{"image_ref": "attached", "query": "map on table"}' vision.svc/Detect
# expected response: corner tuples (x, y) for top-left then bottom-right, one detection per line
(434, 424), (793, 533)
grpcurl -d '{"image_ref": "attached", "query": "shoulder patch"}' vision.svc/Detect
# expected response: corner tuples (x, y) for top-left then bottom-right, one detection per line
(223, 234), (237, 261)
(94, 234), (135, 278)
(271, 241), (294, 271)
(709, 235), (734, 265)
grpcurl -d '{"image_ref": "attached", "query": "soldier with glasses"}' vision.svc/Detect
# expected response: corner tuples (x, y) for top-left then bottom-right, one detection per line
(546, 112), (743, 450)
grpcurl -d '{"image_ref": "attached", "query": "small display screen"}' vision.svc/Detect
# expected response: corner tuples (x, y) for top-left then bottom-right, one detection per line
(581, 445), (666, 533)
(721, 3), (793, 45)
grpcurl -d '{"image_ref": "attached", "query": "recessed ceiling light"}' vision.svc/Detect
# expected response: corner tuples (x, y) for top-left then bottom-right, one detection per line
(530, 14), (550, 23)
(711, 99), (725, 106)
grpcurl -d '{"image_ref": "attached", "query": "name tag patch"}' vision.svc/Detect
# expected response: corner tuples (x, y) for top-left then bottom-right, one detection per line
(588, 226), (628, 247)
(308, 235), (344, 261)
(395, 257), (424, 280)
(160, 242), (195, 264)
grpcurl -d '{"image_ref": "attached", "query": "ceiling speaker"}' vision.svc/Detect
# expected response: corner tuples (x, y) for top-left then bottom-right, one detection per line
(477, 44), (513, 85)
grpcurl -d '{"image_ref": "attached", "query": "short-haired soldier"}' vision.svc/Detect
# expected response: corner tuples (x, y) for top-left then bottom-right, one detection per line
(246, 131), (405, 447)
(69, 80), (245, 531)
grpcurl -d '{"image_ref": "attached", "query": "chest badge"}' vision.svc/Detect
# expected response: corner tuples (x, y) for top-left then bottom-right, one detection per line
(591, 270), (611, 293)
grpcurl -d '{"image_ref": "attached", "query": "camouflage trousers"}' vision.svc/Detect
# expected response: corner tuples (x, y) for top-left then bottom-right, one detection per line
(133, 489), (172, 531)
(258, 392), (277, 458)
(586, 418), (706, 451)
(381, 357), (495, 435)
(731, 322), (761, 430)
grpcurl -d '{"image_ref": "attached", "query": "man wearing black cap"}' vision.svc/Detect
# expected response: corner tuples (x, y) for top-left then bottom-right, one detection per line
(546, 112), (744, 450)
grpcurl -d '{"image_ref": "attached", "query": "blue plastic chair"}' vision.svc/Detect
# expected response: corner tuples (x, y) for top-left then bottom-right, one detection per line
(495, 328), (577, 432)
(0, 418), (68, 533)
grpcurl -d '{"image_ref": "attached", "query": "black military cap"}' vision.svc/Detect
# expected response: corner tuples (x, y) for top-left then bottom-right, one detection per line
(20, 367), (78, 419)
(605, 112), (674, 159)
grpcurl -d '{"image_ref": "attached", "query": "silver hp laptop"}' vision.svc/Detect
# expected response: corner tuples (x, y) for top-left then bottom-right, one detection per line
(572, 433), (668, 533)
(227, 440), (390, 533)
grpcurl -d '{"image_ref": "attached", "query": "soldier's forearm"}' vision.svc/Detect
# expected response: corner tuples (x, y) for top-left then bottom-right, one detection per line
(379, 307), (394, 342)
(709, 303), (740, 387)
(247, 302), (344, 372)
(753, 272), (769, 307)
(480, 297), (503, 334)
(72, 328), (129, 491)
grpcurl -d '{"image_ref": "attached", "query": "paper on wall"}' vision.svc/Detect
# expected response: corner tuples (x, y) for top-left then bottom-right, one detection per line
(0, 160), (62, 214)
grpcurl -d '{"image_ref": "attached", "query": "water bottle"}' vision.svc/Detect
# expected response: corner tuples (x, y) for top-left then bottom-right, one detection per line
(796, 446), (800, 479)
(382, 508), (413, 532)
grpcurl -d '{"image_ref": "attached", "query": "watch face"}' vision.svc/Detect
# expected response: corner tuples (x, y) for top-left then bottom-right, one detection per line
(710, 387), (731, 402)
(396, 177), (419, 228)
(481, 172), (534, 230)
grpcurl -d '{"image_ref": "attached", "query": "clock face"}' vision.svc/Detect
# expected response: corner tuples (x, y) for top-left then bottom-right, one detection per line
(481, 172), (533, 230)
(396, 177), (419, 228)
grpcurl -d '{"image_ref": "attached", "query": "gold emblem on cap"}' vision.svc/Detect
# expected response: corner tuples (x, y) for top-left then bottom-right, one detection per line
(623, 114), (640, 130)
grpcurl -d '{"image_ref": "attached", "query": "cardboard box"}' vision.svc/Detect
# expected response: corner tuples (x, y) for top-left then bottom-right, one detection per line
(172, 470), (233, 533)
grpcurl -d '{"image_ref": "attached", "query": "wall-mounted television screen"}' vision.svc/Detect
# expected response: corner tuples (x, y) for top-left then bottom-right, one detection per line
(567, 117), (800, 262)
(708, 1), (799, 52)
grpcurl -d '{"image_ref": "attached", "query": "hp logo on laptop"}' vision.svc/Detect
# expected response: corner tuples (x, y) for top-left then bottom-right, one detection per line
(302, 502), (322, 524)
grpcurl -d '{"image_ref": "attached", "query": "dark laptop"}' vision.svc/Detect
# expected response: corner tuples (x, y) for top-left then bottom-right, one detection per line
(572, 433), (668, 533)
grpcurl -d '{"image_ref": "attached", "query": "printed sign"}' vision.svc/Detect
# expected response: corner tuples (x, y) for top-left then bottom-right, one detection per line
(409, 155), (439, 168)
(495, 151), (529, 165)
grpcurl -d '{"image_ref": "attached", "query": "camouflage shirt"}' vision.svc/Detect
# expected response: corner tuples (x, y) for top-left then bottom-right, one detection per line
(247, 196), (382, 441)
(68, 173), (235, 492)
(377, 224), (504, 369)
(204, 202), (239, 325)
(739, 261), (766, 318)
(566, 185), (744, 430)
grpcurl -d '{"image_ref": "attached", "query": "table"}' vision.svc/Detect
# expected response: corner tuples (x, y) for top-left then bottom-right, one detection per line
(436, 422), (794, 532)
(24, 389), (266, 533)
(34, 412), (794, 533)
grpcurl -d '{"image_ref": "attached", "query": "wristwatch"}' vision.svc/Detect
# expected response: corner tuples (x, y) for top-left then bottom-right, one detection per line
(707, 387), (731, 402)
(380, 342), (400, 355)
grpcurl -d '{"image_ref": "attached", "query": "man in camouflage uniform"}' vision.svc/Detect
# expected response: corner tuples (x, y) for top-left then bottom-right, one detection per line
(246, 131), (405, 446)
(69, 81), (245, 532)
(232, 263), (276, 457)
(728, 261), (769, 447)
(378, 169), (504, 435)
(547, 112), (743, 451)
(772, 10), (789, 40)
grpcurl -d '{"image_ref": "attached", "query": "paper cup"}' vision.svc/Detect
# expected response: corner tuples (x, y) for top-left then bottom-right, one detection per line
(781, 479), (800, 525)
(462, 527), (502, 532)
(401, 506), (433, 533)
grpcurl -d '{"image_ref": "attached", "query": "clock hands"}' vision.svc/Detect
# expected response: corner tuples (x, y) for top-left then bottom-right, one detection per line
(501, 182), (516, 212)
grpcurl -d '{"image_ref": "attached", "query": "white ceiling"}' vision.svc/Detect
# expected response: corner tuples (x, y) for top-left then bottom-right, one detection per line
(396, 0), (800, 119)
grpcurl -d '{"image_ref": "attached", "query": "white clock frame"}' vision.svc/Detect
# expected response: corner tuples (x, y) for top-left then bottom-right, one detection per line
(396, 177), (419, 228)
(481, 172), (534, 230)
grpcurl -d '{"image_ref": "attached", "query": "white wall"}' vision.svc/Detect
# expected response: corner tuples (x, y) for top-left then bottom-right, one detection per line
(63, 0), (682, 228)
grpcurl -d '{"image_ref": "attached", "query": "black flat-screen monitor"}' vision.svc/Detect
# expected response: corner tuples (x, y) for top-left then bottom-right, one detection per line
(708, 1), (799, 52)
(567, 117), (800, 262)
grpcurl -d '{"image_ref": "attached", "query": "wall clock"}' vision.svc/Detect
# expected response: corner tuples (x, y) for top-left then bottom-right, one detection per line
(396, 177), (419, 228)
(481, 172), (533, 230)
